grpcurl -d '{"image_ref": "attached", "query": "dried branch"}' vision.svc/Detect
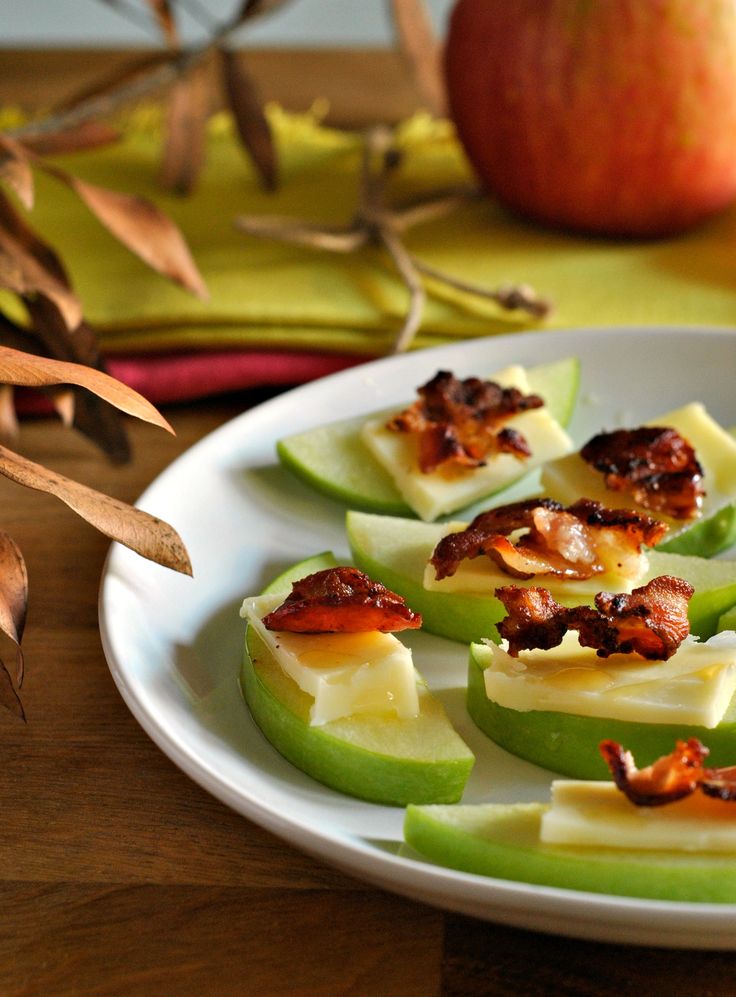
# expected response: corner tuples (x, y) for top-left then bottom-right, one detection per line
(5, 1), (288, 192)
(236, 126), (552, 353)
(0, 343), (194, 720)
(410, 258), (551, 319)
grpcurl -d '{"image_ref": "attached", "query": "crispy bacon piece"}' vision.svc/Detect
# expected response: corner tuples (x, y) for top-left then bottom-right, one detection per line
(430, 497), (667, 582)
(700, 766), (736, 802)
(495, 575), (693, 660)
(580, 426), (705, 520)
(600, 738), (709, 806)
(600, 739), (736, 807)
(387, 370), (544, 473)
(262, 566), (422, 634)
(431, 499), (555, 579)
(494, 585), (570, 656)
(580, 575), (694, 660)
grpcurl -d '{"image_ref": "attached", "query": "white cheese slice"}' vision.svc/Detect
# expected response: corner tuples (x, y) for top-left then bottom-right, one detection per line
(541, 402), (736, 532)
(481, 630), (736, 727)
(541, 780), (736, 852)
(361, 365), (573, 522)
(240, 594), (419, 726)
(422, 521), (648, 600)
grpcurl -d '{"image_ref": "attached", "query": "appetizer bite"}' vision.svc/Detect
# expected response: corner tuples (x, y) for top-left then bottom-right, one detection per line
(347, 505), (736, 645)
(276, 357), (579, 519)
(361, 366), (572, 521)
(239, 554), (473, 806)
(542, 403), (736, 557)
(404, 739), (736, 903)
(467, 576), (736, 778)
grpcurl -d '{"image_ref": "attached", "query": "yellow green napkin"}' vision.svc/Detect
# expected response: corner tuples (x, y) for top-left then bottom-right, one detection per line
(6, 105), (736, 356)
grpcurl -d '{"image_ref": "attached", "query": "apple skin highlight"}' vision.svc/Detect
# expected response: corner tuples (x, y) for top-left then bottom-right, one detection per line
(445, 0), (736, 237)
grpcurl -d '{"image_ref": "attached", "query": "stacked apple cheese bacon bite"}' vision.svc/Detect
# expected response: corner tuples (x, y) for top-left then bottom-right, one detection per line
(403, 737), (736, 903)
(239, 561), (474, 807)
(277, 358), (579, 521)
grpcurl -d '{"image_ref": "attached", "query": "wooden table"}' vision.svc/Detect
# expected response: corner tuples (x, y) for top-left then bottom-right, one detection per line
(2, 47), (736, 996)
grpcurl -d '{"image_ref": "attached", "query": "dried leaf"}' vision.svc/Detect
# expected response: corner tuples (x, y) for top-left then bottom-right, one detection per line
(66, 377), (131, 464)
(161, 66), (210, 196)
(233, 0), (293, 23)
(220, 47), (277, 191)
(0, 345), (174, 433)
(0, 384), (18, 442)
(21, 122), (122, 158)
(0, 445), (193, 576)
(0, 309), (41, 354)
(389, 0), (447, 118)
(21, 298), (131, 464)
(49, 387), (75, 427)
(0, 134), (34, 210)
(144, 0), (178, 45)
(0, 188), (70, 286)
(0, 659), (24, 721)
(39, 163), (208, 299)
(0, 222), (82, 330)
(0, 529), (28, 685)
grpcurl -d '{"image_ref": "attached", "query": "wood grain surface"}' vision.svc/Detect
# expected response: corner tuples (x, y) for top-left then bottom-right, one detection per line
(1, 48), (736, 997)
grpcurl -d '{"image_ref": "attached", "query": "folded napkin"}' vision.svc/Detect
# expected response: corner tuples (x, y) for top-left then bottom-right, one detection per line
(5, 104), (736, 404)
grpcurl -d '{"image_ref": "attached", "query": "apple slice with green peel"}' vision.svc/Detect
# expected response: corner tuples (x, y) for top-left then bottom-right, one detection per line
(240, 552), (474, 805)
(466, 639), (736, 780)
(347, 510), (736, 645)
(719, 604), (736, 631)
(276, 357), (580, 519)
(403, 801), (736, 903)
(541, 402), (736, 558)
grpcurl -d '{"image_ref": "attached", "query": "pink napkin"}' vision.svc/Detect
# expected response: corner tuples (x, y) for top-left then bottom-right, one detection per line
(15, 349), (369, 414)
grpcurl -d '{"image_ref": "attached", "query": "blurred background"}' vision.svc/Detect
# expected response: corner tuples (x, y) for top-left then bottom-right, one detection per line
(0, 0), (454, 47)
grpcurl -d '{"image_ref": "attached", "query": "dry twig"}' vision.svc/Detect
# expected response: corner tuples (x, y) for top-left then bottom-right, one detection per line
(236, 126), (551, 353)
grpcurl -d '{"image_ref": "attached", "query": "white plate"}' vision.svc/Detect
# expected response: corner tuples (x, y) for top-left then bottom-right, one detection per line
(99, 326), (736, 950)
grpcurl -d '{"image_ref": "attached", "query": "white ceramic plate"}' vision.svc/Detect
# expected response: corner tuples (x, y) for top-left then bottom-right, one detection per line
(99, 326), (736, 950)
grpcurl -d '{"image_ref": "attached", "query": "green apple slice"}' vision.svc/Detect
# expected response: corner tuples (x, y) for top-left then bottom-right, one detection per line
(347, 510), (736, 644)
(403, 802), (736, 903)
(719, 604), (736, 631)
(240, 552), (474, 805)
(466, 641), (736, 779)
(276, 357), (580, 519)
(541, 402), (736, 558)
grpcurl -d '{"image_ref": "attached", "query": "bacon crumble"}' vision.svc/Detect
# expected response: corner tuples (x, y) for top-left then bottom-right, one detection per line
(599, 738), (736, 807)
(430, 497), (667, 582)
(387, 370), (544, 474)
(262, 566), (422, 634)
(580, 426), (705, 520)
(495, 575), (693, 660)
(600, 738), (709, 806)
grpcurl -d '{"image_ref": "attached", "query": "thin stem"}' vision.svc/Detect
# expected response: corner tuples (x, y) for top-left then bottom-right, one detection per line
(379, 224), (425, 353)
(392, 188), (480, 232)
(93, 0), (161, 35)
(411, 256), (551, 318)
(235, 215), (368, 253)
(8, 8), (247, 143)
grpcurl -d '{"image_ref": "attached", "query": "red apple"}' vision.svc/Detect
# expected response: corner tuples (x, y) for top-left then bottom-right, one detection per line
(444, 0), (736, 237)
